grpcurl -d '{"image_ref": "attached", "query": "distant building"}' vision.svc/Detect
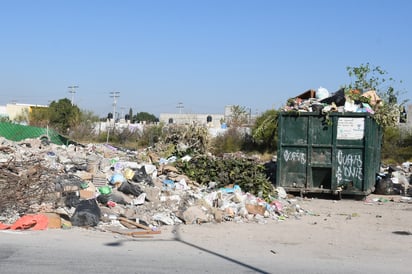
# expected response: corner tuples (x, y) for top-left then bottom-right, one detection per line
(0, 103), (47, 122)
(406, 104), (412, 127)
(0, 106), (7, 119)
(159, 105), (256, 128)
(159, 112), (224, 128)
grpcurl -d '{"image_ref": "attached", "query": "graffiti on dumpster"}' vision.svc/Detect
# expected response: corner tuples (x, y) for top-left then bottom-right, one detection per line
(336, 150), (363, 184)
(283, 150), (306, 165)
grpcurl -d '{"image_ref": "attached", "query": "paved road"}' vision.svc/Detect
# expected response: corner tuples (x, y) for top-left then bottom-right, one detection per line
(0, 221), (410, 274)
(1, 227), (273, 274)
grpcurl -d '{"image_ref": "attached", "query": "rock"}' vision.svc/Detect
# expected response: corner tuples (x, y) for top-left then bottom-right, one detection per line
(182, 205), (209, 224)
(213, 208), (223, 223)
(144, 187), (161, 202)
(161, 165), (179, 174)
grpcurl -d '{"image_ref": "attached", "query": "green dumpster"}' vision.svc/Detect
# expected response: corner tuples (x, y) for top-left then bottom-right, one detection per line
(276, 112), (382, 197)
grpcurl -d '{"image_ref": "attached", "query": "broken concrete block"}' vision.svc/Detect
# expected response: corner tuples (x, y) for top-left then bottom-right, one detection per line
(212, 208), (223, 223)
(143, 187), (161, 202)
(182, 205), (209, 224)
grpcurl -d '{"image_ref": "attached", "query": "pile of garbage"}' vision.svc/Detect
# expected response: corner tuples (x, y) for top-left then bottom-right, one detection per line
(282, 87), (382, 114)
(0, 137), (305, 232)
(376, 165), (412, 196)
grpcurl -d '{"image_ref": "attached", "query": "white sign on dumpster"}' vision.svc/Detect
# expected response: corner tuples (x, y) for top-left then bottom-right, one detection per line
(337, 117), (365, 140)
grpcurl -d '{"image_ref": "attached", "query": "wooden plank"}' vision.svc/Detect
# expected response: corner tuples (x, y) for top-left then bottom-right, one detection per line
(106, 228), (154, 238)
(131, 230), (161, 236)
(118, 217), (152, 231)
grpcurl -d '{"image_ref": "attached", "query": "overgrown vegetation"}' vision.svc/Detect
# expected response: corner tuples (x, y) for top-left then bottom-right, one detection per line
(28, 106), (50, 127)
(48, 98), (81, 133)
(175, 155), (275, 201)
(137, 123), (164, 147)
(225, 105), (250, 127)
(345, 63), (411, 163)
(252, 109), (279, 153)
(68, 110), (100, 142)
(211, 127), (247, 156)
(161, 124), (210, 157)
(345, 63), (407, 129)
(133, 112), (158, 123)
(381, 126), (412, 164)
(0, 116), (10, 123)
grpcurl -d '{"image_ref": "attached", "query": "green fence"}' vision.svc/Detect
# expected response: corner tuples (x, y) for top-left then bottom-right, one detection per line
(0, 123), (70, 145)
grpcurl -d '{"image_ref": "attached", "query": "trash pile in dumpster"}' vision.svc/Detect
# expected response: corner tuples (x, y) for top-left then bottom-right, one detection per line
(282, 87), (382, 114)
(0, 136), (307, 233)
(281, 87), (411, 195)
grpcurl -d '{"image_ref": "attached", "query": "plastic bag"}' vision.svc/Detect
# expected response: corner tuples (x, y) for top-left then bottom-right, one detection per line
(316, 87), (329, 100)
(118, 181), (142, 196)
(71, 199), (101, 227)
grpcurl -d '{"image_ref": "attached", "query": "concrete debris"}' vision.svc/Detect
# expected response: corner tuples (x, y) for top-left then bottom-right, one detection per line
(181, 205), (210, 224)
(1, 136), (411, 235)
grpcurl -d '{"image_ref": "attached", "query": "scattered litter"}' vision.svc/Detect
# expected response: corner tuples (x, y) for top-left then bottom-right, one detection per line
(0, 133), (410, 238)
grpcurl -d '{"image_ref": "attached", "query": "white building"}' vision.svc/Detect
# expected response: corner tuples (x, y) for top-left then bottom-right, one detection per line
(159, 112), (224, 128)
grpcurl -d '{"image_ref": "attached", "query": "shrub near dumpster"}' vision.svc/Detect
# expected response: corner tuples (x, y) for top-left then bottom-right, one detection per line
(175, 154), (275, 201)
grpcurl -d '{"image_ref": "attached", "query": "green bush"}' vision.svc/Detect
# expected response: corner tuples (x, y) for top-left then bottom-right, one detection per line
(211, 127), (246, 156)
(137, 124), (163, 148)
(252, 109), (279, 153)
(381, 126), (412, 164)
(176, 155), (274, 201)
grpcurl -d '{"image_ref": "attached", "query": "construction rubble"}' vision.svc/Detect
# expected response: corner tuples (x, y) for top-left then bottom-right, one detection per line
(0, 136), (306, 234)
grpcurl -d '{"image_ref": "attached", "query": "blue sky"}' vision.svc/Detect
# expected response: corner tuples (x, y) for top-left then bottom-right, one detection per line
(0, 0), (411, 117)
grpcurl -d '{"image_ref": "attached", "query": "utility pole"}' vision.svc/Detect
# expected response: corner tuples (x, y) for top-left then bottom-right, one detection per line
(110, 91), (120, 121)
(176, 102), (184, 114)
(107, 91), (120, 144)
(120, 106), (126, 121)
(68, 85), (79, 106)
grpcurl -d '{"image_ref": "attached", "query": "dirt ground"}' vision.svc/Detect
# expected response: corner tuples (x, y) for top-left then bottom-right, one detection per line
(159, 193), (412, 272)
(173, 193), (412, 245)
